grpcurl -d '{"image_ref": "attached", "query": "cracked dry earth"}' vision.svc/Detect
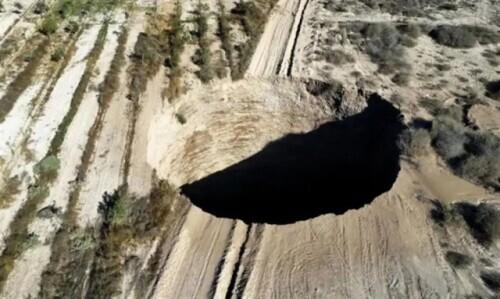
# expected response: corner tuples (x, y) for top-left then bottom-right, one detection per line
(0, 0), (500, 298)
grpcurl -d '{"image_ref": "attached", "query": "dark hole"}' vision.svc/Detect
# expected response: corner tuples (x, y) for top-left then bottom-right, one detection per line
(181, 94), (405, 224)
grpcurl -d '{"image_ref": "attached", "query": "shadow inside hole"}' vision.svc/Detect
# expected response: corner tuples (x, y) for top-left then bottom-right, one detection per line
(181, 94), (405, 224)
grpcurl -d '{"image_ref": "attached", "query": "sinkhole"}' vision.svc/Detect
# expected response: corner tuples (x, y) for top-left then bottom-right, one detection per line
(181, 94), (405, 224)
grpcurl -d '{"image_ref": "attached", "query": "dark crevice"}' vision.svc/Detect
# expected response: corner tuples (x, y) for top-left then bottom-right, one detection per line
(286, 0), (310, 76)
(181, 94), (405, 224)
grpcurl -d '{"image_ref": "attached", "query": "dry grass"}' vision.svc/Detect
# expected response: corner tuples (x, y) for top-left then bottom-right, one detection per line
(40, 27), (129, 299)
(229, 0), (279, 79)
(0, 175), (22, 209)
(0, 22), (110, 290)
(84, 180), (179, 298)
(192, 1), (214, 83)
(0, 39), (49, 123)
(429, 25), (500, 48)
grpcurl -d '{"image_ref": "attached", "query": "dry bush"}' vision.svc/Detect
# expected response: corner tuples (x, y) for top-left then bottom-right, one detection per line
(0, 175), (22, 208)
(456, 202), (500, 247)
(229, 0), (279, 79)
(485, 80), (500, 101)
(429, 25), (500, 48)
(324, 49), (355, 65)
(445, 251), (472, 268)
(341, 22), (413, 74)
(391, 72), (410, 86)
(192, 1), (213, 82)
(431, 116), (467, 160)
(431, 114), (500, 190)
(399, 128), (431, 157)
(0, 40), (49, 122)
(39, 15), (59, 35)
(480, 271), (500, 292)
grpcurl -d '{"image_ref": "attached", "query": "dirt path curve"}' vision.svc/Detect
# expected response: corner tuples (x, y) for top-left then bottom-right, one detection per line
(246, 0), (303, 77)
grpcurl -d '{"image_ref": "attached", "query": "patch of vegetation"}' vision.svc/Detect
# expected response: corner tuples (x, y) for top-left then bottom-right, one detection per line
(0, 22), (109, 291)
(33, 1), (49, 14)
(39, 15), (59, 35)
(216, 1), (233, 77)
(0, 36), (19, 63)
(399, 128), (431, 158)
(445, 251), (472, 268)
(429, 110), (500, 190)
(429, 25), (500, 48)
(40, 28), (129, 299)
(39, 0), (122, 36)
(391, 72), (410, 86)
(480, 271), (500, 292)
(48, 23), (109, 157)
(129, 4), (186, 100)
(485, 80), (500, 101)
(340, 22), (414, 75)
(85, 180), (179, 298)
(0, 175), (22, 209)
(50, 46), (65, 62)
(0, 39), (49, 123)
(128, 32), (164, 101)
(430, 200), (461, 226)
(0, 155), (59, 289)
(324, 49), (355, 65)
(229, 0), (279, 79)
(175, 112), (186, 124)
(455, 202), (500, 247)
(161, 2), (185, 71)
(192, 1), (213, 83)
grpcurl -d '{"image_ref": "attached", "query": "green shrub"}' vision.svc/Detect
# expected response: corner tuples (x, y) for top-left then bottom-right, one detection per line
(0, 40), (49, 122)
(229, 0), (279, 79)
(325, 49), (355, 65)
(192, 1), (214, 83)
(0, 175), (22, 208)
(429, 25), (500, 48)
(456, 203), (500, 247)
(431, 116), (467, 160)
(429, 25), (476, 48)
(175, 113), (186, 124)
(342, 22), (412, 74)
(34, 155), (60, 181)
(430, 201), (461, 225)
(216, 1), (233, 75)
(392, 72), (410, 86)
(34, 1), (48, 14)
(51, 47), (65, 61)
(39, 15), (59, 35)
(480, 271), (500, 292)
(431, 114), (500, 190)
(399, 128), (431, 157)
(445, 251), (472, 268)
(485, 80), (500, 101)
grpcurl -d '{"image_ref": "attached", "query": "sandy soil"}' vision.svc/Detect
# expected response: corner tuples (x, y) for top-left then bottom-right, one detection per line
(77, 13), (145, 227)
(0, 20), (126, 299)
(0, 0), (37, 41)
(127, 69), (165, 197)
(0, 26), (101, 252)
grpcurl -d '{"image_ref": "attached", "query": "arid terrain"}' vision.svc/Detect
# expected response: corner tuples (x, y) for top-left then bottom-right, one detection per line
(0, 0), (500, 298)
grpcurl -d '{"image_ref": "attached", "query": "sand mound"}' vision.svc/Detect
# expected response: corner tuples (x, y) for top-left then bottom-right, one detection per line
(148, 78), (365, 187)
